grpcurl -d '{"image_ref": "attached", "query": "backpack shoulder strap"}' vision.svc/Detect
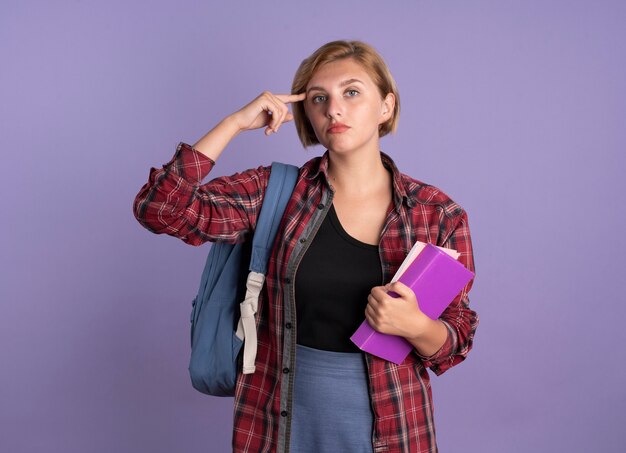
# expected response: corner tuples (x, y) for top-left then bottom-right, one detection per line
(238, 162), (299, 374)
(250, 162), (299, 274)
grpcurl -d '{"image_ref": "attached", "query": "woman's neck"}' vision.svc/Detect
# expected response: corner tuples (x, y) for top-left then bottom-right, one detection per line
(326, 149), (391, 198)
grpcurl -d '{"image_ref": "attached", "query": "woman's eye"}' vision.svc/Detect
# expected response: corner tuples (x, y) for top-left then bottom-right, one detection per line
(312, 95), (327, 104)
(345, 89), (359, 97)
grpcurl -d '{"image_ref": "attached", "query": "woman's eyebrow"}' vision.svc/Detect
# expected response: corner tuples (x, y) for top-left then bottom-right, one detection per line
(306, 78), (365, 94)
(339, 78), (365, 87)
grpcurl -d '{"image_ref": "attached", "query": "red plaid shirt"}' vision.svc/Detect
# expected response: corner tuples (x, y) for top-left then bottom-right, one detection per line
(134, 143), (478, 453)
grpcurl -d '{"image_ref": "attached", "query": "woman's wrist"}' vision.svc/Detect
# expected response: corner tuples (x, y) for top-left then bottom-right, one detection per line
(223, 112), (245, 134)
(405, 312), (435, 342)
(405, 317), (448, 357)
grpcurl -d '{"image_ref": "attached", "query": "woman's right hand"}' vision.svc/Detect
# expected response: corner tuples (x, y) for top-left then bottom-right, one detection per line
(191, 91), (306, 162)
(231, 91), (307, 136)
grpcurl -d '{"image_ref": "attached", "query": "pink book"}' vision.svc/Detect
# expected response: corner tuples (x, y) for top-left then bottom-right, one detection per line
(350, 243), (474, 364)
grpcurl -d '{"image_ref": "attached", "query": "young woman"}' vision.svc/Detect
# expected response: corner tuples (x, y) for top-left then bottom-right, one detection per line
(134, 40), (478, 453)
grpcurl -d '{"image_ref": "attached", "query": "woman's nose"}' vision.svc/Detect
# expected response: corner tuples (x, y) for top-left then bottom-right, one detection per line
(325, 96), (343, 119)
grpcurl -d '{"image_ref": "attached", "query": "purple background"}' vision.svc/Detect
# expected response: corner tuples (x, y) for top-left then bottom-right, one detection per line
(2, 1), (625, 452)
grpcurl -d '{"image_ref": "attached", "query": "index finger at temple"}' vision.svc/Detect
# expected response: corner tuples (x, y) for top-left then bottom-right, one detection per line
(276, 93), (306, 103)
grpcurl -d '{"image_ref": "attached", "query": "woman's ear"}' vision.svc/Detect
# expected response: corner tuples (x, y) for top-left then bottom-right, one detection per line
(381, 93), (396, 122)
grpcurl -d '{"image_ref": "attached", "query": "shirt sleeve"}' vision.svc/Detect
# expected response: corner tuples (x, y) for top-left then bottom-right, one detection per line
(133, 142), (270, 246)
(415, 209), (478, 375)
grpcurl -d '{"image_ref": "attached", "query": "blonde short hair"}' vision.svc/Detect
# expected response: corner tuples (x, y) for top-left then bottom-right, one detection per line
(291, 40), (400, 147)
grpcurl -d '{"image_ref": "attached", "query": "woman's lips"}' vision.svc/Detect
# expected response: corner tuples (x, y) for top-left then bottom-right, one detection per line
(327, 123), (350, 134)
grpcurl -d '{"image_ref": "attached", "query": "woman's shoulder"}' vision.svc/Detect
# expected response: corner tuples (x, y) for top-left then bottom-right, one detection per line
(399, 171), (466, 218)
(380, 152), (465, 218)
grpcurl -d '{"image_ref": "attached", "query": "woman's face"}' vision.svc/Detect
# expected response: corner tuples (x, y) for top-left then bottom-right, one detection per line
(304, 58), (394, 155)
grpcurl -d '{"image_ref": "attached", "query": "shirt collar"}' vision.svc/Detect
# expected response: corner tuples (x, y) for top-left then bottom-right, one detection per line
(303, 150), (415, 211)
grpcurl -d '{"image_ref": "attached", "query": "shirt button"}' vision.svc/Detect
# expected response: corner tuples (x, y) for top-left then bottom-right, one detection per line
(317, 203), (324, 210)
(282, 367), (290, 374)
(285, 322), (292, 329)
(299, 238), (306, 243)
(281, 410), (288, 417)
(284, 277), (291, 284)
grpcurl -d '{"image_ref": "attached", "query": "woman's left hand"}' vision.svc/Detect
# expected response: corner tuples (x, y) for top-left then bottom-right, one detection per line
(365, 281), (429, 340)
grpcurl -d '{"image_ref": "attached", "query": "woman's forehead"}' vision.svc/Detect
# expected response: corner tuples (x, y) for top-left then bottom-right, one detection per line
(307, 59), (374, 90)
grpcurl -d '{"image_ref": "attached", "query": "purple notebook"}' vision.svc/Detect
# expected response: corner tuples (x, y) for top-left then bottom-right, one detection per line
(350, 243), (474, 364)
